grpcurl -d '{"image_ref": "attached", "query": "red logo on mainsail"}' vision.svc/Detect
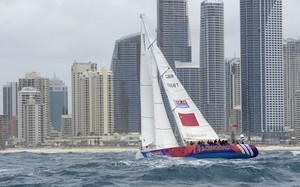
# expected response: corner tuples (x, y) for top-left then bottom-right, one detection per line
(178, 113), (199, 126)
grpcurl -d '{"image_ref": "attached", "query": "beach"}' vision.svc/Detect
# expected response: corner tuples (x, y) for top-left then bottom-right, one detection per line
(0, 147), (139, 154)
(0, 145), (300, 154)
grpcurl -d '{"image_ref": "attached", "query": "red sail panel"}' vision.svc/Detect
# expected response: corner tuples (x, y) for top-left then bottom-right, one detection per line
(178, 113), (199, 126)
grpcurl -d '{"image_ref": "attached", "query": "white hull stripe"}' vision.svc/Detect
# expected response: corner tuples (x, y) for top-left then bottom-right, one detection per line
(240, 144), (250, 155)
(237, 144), (246, 154)
(245, 144), (254, 156)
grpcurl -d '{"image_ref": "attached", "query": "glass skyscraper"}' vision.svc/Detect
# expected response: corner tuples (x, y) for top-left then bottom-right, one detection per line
(50, 76), (68, 132)
(240, 0), (284, 133)
(111, 34), (141, 133)
(157, 0), (192, 70)
(200, 0), (226, 132)
(157, 0), (195, 134)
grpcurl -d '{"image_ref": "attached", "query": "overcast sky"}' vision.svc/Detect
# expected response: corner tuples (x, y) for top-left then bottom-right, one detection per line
(0, 0), (299, 114)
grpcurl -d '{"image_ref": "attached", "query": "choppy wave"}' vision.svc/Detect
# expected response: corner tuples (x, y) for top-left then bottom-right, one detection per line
(0, 150), (299, 187)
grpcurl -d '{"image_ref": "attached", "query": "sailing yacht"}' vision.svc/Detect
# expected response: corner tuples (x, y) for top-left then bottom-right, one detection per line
(139, 16), (258, 159)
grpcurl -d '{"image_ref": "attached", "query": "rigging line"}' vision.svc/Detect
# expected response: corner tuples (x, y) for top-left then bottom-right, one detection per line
(160, 67), (170, 78)
(172, 105), (178, 111)
(147, 38), (157, 49)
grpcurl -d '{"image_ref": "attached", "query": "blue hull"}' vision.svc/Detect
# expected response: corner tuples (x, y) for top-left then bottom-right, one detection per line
(141, 144), (259, 159)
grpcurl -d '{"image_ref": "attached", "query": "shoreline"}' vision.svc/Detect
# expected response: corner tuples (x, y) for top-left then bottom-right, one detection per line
(0, 147), (139, 153)
(0, 145), (300, 154)
(256, 145), (300, 151)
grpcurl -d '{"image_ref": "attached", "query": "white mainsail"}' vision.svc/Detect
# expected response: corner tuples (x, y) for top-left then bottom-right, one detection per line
(140, 20), (178, 149)
(140, 29), (155, 147)
(141, 17), (219, 144)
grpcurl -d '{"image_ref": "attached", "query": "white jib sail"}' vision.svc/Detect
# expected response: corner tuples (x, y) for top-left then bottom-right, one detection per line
(152, 51), (179, 149)
(141, 17), (219, 144)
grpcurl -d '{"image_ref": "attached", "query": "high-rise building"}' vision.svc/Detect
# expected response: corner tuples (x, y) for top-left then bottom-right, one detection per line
(71, 61), (97, 136)
(111, 34), (141, 133)
(157, 0), (192, 70)
(240, 0), (284, 133)
(18, 87), (45, 146)
(200, 0), (226, 132)
(226, 58), (241, 132)
(157, 0), (193, 133)
(61, 114), (72, 138)
(50, 76), (68, 132)
(294, 90), (300, 143)
(77, 68), (114, 136)
(3, 82), (18, 118)
(18, 72), (50, 141)
(283, 39), (300, 131)
(175, 62), (200, 109)
(0, 115), (8, 148)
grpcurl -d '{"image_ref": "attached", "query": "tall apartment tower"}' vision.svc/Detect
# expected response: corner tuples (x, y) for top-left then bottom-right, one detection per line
(18, 72), (50, 141)
(77, 68), (114, 136)
(283, 39), (300, 131)
(18, 87), (45, 146)
(50, 76), (68, 132)
(111, 34), (141, 133)
(295, 90), (300, 143)
(71, 61), (97, 136)
(200, 0), (226, 132)
(3, 82), (18, 118)
(240, 0), (284, 133)
(157, 0), (192, 70)
(226, 58), (241, 132)
(78, 68), (114, 136)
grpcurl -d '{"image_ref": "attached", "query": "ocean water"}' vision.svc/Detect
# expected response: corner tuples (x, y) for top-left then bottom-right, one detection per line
(0, 150), (299, 187)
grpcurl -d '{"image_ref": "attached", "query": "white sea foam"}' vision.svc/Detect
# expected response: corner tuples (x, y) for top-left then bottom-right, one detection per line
(135, 152), (144, 160)
(0, 169), (8, 173)
(291, 151), (300, 156)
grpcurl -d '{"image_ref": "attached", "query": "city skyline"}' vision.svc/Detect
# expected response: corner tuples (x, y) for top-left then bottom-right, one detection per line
(0, 0), (300, 114)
